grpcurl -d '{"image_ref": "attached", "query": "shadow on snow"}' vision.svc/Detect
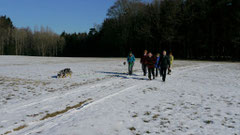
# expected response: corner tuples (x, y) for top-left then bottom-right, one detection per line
(96, 71), (148, 81)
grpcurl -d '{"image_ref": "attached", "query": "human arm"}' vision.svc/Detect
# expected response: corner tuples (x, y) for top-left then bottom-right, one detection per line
(167, 56), (170, 68)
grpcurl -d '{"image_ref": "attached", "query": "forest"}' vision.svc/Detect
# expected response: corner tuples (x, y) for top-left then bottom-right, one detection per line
(0, 16), (65, 56)
(0, 0), (240, 60)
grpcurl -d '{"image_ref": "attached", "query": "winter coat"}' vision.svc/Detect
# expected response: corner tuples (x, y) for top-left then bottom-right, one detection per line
(127, 55), (135, 64)
(140, 54), (148, 65)
(159, 55), (170, 69)
(169, 55), (174, 66)
(146, 56), (156, 69)
(155, 56), (161, 68)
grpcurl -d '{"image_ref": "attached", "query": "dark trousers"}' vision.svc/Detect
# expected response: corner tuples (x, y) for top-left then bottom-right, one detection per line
(168, 67), (172, 74)
(155, 68), (161, 77)
(160, 67), (167, 81)
(128, 63), (134, 75)
(142, 64), (147, 76)
(148, 67), (155, 80)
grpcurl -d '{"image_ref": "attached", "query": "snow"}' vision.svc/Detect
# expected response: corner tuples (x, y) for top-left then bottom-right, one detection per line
(0, 56), (239, 135)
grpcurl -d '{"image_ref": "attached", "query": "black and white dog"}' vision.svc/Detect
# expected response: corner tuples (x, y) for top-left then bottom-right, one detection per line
(57, 68), (72, 78)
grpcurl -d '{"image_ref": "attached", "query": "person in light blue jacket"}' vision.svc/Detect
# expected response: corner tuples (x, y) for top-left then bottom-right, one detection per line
(127, 52), (135, 75)
(155, 53), (161, 77)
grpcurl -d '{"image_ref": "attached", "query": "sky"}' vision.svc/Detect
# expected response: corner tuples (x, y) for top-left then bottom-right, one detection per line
(0, 0), (116, 34)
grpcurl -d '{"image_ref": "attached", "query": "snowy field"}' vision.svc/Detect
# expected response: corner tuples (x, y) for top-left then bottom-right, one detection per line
(0, 56), (239, 135)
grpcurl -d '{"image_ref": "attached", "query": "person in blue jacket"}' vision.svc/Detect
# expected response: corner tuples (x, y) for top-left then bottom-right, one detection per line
(127, 52), (135, 75)
(155, 53), (161, 77)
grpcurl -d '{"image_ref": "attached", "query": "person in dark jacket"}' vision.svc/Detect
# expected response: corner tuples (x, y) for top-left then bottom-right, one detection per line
(146, 52), (156, 80)
(155, 53), (161, 77)
(140, 50), (148, 76)
(127, 52), (135, 75)
(159, 50), (170, 82)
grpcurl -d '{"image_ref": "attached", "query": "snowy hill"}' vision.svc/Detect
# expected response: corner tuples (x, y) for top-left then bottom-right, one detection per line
(0, 56), (239, 135)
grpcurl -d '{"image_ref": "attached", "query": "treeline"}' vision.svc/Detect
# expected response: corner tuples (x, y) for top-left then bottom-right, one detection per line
(61, 0), (240, 60)
(1, 0), (240, 60)
(0, 16), (65, 56)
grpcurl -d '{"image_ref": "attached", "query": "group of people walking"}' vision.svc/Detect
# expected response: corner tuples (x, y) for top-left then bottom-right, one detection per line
(127, 50), (174, 82)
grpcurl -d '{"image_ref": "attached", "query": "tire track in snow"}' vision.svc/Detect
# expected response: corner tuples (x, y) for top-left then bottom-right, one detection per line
(0, 77), (126, 135)
(12, 84), (141, 135)
(3, 77), (122, 113)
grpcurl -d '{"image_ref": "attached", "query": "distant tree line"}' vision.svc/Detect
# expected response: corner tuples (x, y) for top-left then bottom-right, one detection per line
(1, 0), (240, 60)
(0, 16), (65, 56)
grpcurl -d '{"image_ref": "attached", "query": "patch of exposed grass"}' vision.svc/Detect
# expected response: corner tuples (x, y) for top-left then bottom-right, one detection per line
(144, 111), (151, 116)
(146, 131), (151, 134)
(132, 114), (138, 118)
(143, 119), (150, 123)
(3, 131), (12, 135)
(13, 124), (27, 131)
(152, 114), (160, 120)
(40, 98), (92, 120)
(204, 120), (213, 124)
(132, 112), (138, 118)
(129, 127), (136, 131)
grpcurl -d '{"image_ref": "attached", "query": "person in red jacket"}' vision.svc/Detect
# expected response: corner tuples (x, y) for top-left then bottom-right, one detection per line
(146, 52), (156, 80)
(140, 50), (148, 76)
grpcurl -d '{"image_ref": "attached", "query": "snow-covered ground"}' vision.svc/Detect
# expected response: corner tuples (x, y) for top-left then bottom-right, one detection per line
(0, 56), (239, 135)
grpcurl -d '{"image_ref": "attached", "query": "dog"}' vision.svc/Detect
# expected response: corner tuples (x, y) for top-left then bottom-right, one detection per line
(57, 68), (72, 78)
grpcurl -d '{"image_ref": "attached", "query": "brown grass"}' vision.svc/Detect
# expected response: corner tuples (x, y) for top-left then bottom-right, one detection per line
(146, 130), (151, 134)
(3, 131), (12, 135)
(13, 124), (27, 131)
(152, 114), (160, 120)
(40, 98), (92, 120)
(144, 111), (151, 116)
(143, 119), (150, 123)
(132, 114), (138, 118)
(129, 127), (136, 131)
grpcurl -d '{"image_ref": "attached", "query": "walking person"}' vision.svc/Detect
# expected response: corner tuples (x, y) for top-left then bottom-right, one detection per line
(127, 52), (135, 75)
(168, 52), (174, 75)
(146, 52), (156, 80)
(159, 50), (170, 82)
(155, 53), (161, 77)
(140, 50), (148, 76)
